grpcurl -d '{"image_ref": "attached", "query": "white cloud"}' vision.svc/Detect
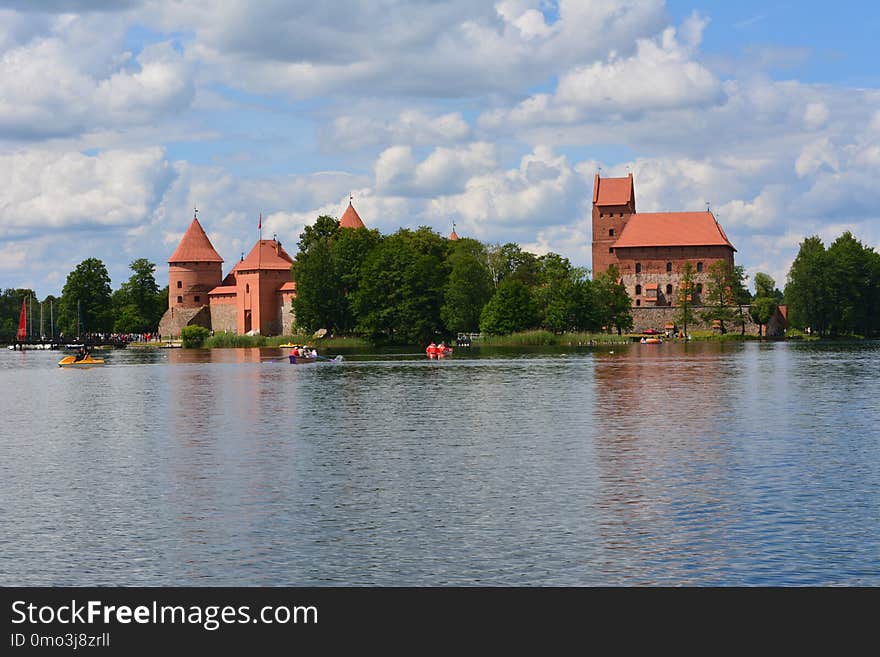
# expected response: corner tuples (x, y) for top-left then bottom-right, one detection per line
(0, 147), (174, 236)
(0, 14), (194, 140)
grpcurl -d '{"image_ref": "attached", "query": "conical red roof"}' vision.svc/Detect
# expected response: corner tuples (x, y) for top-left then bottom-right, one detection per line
(449, 229), (459, 240)
(339, 202), (365, 229)
(169, 218), (224, 263)
(237, 239), (294, 271)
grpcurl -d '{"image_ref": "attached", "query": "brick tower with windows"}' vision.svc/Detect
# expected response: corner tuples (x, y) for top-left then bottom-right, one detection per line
(591, 173), (636, 275)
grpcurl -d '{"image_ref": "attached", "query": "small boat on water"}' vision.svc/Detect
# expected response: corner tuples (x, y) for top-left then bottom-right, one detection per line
(426, 342), (454, 358)
(58, 355), (105, 367)
(288, 354), (343, 364)
(640, 337), (663, 344)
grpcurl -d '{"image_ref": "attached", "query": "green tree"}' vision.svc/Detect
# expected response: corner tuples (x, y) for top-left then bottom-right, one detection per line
(674, 261), (697, 337)
(58, 258), (113, 335)
(749, 272), (779, 337)
(0, 288), (38, 340)
(700, 261), (746, 334)
(353, 229), (447, 343)
(441, 239), (493, 333)
(487, 242), (539, 288)
(291, 237), (345, 332)
(593, 265), (632, 335)
(479, 278), (537, 334)
(112, 259), (163, 333)
(785, 236), (831, 335)
(296, 215), (340, 252)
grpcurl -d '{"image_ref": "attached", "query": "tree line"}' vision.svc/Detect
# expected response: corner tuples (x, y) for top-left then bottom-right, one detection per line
(785, 231), (880, 337)
(1, 258), (166, 341)
(291, 216), (634, 344)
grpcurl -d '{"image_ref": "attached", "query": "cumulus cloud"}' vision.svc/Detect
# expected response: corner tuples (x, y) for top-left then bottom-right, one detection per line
(0, 13), (194, 140)
(375, 142), (497, 196)
(147, 0), (667, 98)
(329, 110), (470, 151)
(0, 147), (174, 237)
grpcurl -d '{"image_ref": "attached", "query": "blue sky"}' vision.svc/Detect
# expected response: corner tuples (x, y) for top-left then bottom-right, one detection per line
(0, 0), (878, 297)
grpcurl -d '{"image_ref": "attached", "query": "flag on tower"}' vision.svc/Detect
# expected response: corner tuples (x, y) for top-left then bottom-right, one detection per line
(258, 212), (262, 230)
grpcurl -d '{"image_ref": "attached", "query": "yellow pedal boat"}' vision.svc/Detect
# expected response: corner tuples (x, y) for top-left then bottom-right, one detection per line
(58, 355), (105, 367)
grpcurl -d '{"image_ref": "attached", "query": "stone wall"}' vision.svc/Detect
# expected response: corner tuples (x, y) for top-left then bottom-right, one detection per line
(630, 305), (781, 336)
(280, 298), (295, 335)
(210, 302), (237, 334)
(157, 305), (211, 338)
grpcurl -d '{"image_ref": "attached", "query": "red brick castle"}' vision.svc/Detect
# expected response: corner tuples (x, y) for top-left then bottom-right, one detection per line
(591, 173), (736, 307)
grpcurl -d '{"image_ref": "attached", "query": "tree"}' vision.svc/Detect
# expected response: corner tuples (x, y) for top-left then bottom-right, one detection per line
(674, 261), (696, 337)
(181, 325), (210, 348)
(292, 236), (345, 332)
(700, 261), (746, 334)
(750, 272), (779, 337)
(0, 288), (38, 340)
(785, 236), (831, 335)
(479, 279), (537, 334)
(112, 259), (163, 333)
(441, 239), (493, 333)
(58, 258), (113, 335)
(593, 265), (632, 335)
(487, 242), (538, 288)
(353, 229), (447, 343)
(296, 215), (340, 252)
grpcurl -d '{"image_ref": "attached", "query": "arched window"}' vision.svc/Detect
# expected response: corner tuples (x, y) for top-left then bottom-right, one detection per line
(697, 262), (704, 273)
(696, 283), (703, 293)
(635, 263), (641, 273)
(635, 285), (642, 295)
(636, 299), (641, 307)
(246, 284), (250, 294)
(177, 281), (182, 289)
(666, 262), (672, 273)
(609, 228), (614, 236)
(666, 284), (673, 295)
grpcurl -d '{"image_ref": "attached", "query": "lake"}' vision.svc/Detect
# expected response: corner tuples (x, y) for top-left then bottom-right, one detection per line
(1, 341), (878, 585)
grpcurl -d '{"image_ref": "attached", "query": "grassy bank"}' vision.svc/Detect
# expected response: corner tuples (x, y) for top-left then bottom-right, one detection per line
(202, 332), (369, 349)
(473, 330), (630, 346)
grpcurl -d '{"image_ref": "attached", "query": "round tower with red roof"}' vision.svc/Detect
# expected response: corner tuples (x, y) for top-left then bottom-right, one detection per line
(167, 211), (224, 310)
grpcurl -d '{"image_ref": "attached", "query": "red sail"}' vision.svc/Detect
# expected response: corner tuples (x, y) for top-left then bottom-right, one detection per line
(16, 298), (26, 341)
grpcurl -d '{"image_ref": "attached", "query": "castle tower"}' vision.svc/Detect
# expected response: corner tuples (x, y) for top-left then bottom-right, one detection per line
(339, 201), (366, 229)
(591, 173), (636, 275)
(167, 213), (224, 310)
(234, 238), (294, 335)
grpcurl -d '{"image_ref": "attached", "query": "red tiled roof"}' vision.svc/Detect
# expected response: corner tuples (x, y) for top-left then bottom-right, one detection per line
(593, 174), (634, 207)
(449, 230), (459, 241)
(208, 285), (237, 295)
(613, 212), (736, 250)
(169, 218), (224, 263)
(339, 202), (365, 229)
(279, 281), (296, 292)
(238, 239), (294, 271)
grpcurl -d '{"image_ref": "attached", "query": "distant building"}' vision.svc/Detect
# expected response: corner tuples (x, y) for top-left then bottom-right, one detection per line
(591, 173), (736, 307)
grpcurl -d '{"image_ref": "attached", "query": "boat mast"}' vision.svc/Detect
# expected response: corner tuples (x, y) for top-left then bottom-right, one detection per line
(28, 295), (32, 341)
(40, 301), (44, 340)
(50, 300), (54, 341)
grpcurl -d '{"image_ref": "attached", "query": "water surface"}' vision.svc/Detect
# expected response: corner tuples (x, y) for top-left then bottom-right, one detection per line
(1, 341), (878, 585)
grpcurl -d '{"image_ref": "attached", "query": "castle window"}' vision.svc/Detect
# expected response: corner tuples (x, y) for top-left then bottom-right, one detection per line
(177, 281), (182, 289)
(194, 296), (200, 303)
(609, 229), (614, 236)
(636, 299), (641, 307)
(666, 284), (673, 295)
(619, 213), (623, 217)
(635, 263), (641, 273)
(246, 284), (250, 294)
(599, 213), (604, 218)
(177, 296), (183, 304)
(697, 262), (704, 273)
(696, 283), (703, 293)
(635, 285), (642, 295)
(608, 248), (614, 253)
(666, 262), (672, 273)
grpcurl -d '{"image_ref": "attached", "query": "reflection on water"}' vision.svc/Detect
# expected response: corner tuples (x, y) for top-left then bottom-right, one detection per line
(0, 342), (878, 585)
